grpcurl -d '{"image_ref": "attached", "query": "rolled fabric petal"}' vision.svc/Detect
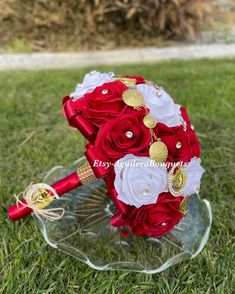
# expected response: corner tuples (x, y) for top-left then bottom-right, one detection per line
(107, 188), (128, 214)
(63, 97), (80, 123)
(85, 147), (111, 178)
(63, 98), (97, 144)
(70, 71), (115, 101)
(110, 213), (124, 227)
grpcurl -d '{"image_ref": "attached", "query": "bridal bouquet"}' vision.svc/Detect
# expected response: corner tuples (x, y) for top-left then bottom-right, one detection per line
(63, 71), (204, 237)
(9, 71), (205, 238)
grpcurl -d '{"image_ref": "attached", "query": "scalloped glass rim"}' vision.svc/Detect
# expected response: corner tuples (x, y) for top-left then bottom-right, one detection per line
(32, 159), (212, 274)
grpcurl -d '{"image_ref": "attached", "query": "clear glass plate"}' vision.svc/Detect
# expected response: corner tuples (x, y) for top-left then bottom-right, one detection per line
(33, 158), (212, 273)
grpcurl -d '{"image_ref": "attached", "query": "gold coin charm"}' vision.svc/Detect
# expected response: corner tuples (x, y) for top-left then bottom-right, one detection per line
(179, 196), (189, 216)
(149, 141), (168, 163)
(122, 89), (145, 107)
(143, 115), (157, 129)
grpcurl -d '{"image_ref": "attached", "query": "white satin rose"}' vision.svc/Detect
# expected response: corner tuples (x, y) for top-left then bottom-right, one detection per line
(137, 84), (181, 127)
(114, 154), (168, 208)
(70, 71), (115, 101)
(183, 158), (205, 196)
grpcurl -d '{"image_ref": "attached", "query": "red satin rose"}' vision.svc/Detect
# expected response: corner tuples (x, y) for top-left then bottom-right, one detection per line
(154, 111), (200, 163)
(79, 80), (130, 127)
(94, 108), (151, 163)
(124, 75), (145, 84)
(116, 193), (183, 237)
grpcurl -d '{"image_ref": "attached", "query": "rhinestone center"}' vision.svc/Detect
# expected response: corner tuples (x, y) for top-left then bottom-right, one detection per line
(126, 131), (133, 138)
(142, 189), (150, 196)
(176, 141), (182, 149)
(101, 89), (109, 95)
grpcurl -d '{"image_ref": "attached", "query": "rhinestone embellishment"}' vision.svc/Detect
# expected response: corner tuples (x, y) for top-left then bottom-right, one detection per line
(126, 131), (133, 138)
(176, 141), (182, 149)
(142, 189), (150, 196)
(179, 113), (187, 131)
(101, 89), (109, 95)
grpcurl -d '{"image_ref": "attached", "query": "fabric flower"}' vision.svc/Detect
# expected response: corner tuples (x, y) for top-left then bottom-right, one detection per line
(154, 119), (200, 163)
(182, 158), (205, 196)
(70, 71), (115, 101)
(123, 75), (145, 84)
(114, 154), (167, 208)
(94, 108), (151, 162)
(137, 84), (181, 127)
(79, 80), (130, 127)
(111, 193), (183, 237)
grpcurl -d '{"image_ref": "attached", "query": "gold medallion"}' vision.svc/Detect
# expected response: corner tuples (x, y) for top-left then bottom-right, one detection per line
(122, 89), (145, 107)
(173, 168), (187, 192)
(149, 141), (168, 163)
(168, 164), (187, 197)
(143, 115), (157, 129)
(32, 188), (54, 209)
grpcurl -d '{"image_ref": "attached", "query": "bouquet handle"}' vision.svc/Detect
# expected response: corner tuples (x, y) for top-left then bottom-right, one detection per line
(8, 160), (96, 221)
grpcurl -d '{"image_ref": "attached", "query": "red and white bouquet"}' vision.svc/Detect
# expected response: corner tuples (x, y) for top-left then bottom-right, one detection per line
(63, 71), (204, 237)
(8, 71), (205, 239)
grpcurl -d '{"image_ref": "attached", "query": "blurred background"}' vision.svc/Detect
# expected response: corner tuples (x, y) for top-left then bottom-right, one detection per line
(0, 0), (235, 53)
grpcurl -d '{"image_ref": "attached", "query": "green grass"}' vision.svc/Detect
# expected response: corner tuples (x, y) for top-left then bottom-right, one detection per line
(0, 59), (235, 293)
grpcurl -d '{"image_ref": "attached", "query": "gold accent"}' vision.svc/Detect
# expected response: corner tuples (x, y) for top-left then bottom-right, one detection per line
(77, 160), (96, 185)
(179, 197), (189, 216)
(116, 77), (136, 86)
(31, 188), (54, 209)
(122, 89), (145, 107)
(146, 80), (159, 89)
(173, 168), (187, 192)
(149, 141), (168, 163)
(143, 115), (157, 129)
(168, 163), (186, 197)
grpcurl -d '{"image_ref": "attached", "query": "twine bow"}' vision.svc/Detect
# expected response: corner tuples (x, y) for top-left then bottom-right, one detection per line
(14, 183), (65, 221)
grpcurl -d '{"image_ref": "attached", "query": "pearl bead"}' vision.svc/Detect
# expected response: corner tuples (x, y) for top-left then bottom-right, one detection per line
(161, 222), (167, 226)
(126, 131), (133, 138)
(142, 189), (149, 196)
(101, 89), (108, 95)
(191, 125), (194, 130)
(157, 91), (162, 97)
(176, 141), (182, 149)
